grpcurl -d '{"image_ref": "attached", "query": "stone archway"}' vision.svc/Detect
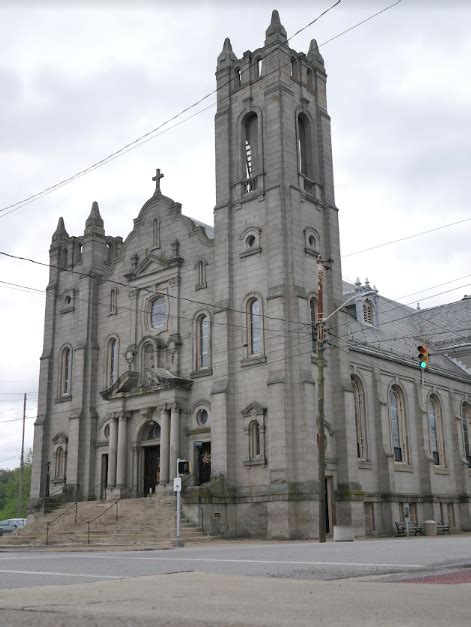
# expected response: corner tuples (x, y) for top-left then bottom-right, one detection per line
(136, 420), (161, 496)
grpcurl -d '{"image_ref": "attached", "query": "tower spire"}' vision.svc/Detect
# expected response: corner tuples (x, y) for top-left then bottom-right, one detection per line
(217, 37), (237, 67)
(307, 38), (324, 66)
(85, 201), (104, 235)
(265, 9), (287, 46)
(51, 216), (68, 243)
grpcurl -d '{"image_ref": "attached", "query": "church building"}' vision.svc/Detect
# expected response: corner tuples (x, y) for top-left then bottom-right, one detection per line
(30, 11), (471, 538)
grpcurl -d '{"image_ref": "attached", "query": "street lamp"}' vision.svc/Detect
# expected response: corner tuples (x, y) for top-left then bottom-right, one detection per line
(315, 274), (376, 543)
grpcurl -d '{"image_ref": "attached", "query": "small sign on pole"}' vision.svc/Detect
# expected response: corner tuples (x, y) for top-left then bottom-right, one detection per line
(174, 458), (184, 547)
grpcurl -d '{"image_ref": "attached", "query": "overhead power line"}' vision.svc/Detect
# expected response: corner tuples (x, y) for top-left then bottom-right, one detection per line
(0, 250), (314, 330)
(0, 0), (403, 218)
(0, 454), (19, 464)
(0, 1), (341, 217)
(342, 217), (471, 259)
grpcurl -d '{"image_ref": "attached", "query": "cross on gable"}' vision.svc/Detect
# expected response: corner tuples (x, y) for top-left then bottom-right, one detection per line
(152, 168), (164, 192)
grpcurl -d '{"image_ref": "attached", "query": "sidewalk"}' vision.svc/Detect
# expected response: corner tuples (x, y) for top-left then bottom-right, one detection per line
(0, 571), (469, 626)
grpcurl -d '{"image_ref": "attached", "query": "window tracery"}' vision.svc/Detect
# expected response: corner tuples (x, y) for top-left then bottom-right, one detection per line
(428, 394), (445, 466)
(389, 386), (409, 463)
(150, 296), (167, 331)
(60, 347), (72, 397)
(352, 376), (368, 461)
(462, 403), (471, 468)
(297, 113), (313, 179)
(247, 298), (262, 356)
(196, 315), (210, 370)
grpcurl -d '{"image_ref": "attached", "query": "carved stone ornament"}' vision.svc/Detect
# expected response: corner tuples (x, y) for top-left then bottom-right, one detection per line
(143, 367), (192, 391)
(100, 370), (139, 400)
(124, 347), (136, 369)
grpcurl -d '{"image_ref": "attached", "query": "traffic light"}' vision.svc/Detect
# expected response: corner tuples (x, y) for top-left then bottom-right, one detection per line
(178, 459), (190, 475)
(417, 345), (429, 370)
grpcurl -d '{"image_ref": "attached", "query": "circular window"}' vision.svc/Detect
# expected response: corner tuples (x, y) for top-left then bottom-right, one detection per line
(246, 235), (256, 248)
(308, 235), (316, 248)
(150, 296), (167, 330)
(64, 295), (71, 305)
(197, 409), (209, 426)
(104, 424), (110, 439)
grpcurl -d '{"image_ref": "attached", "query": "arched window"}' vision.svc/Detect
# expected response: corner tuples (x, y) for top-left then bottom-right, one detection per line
(234, 67), (241, 88)
(142, 341), (157, 374)
(75, 242), (83, 264)
(389, 386), (408, 463)
(243, 112), (259, 179)
(196, 259), (207, 289)
(150, 296), (167, 331)
(462, 403), (471, 468)
(363, 300), (374, 325)
(352, 376), (368, 461)
(106, 241), (113, 263)
(298, 113), (313, 178)
(108, 338), (119, 385)
(249, 421), (261, 458)
(60, 248), (68, 270)
(247, 298), (262, 356)
(60, 347), (72, 396)
(290, 57), (298, 79)
(307, 68), (313, 89)
(428, 395), (445, 466)
(110, 289), (118, 315)
(153, 218), (161, 249)
(254, 57), (263, 78)
(147, 422), (161, 440)
(309, 297), (317, 353)
(55, 446), (65, 478)
(196, 314), (210, 369)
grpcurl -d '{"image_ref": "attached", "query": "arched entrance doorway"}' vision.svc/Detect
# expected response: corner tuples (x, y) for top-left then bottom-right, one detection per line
(139, 421), (161, 496)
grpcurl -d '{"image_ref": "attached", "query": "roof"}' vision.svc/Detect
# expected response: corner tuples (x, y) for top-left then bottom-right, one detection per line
(342, 283), (471, 380)
(191, 218), (214, 240)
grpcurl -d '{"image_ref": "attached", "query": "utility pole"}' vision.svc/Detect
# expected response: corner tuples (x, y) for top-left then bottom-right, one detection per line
(17, 393), (27, 517)
(316, 264), (327, 543)
(315, 262), (375, 543)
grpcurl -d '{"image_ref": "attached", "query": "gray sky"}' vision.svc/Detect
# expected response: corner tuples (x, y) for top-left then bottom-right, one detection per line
(0, 0), (470, 468)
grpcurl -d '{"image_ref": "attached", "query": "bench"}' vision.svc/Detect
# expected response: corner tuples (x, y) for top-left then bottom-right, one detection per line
(437, 523), (450, 534)
(395, 521), (424, 536)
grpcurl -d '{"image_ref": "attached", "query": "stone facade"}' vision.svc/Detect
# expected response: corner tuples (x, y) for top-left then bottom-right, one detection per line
(30, 11), (471, 538)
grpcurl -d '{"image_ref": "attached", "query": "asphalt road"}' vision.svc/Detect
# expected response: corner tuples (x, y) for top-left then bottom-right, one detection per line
(0, 535), (470, 589)
(0, 537), (470, 626)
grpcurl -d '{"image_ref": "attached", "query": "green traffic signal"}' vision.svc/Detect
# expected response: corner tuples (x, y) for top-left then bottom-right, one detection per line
(417, 344), (429, 370)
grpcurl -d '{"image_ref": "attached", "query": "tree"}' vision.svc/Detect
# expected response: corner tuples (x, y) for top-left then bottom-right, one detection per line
(0, 449), (33, 519)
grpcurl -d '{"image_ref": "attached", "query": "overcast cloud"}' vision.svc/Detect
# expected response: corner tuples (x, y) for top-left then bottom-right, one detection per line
(0, 0), (470, 467)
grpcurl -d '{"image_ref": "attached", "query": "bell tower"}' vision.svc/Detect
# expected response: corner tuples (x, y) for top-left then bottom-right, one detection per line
(211, 10), (360, 539)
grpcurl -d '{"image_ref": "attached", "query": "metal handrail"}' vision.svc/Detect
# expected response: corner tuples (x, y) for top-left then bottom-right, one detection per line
(86, 501), (118, 545)
(85, 483), (139, 544)
(82, 479), (106, 502)
(181, 472), (195, 486)
(42, 484), (69, 516)
(45, 501), (78, 545)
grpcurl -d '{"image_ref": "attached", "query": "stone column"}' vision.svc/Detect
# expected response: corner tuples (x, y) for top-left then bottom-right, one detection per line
(116, 412), (128, 488)
(107, 415), (118, 488)
(160, 405), (170, 484)
(169, 403), (180, 481)
(131, 445), (138, 495)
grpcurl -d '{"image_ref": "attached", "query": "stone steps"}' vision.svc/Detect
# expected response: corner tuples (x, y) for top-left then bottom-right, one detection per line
(0, 495), (214, 547)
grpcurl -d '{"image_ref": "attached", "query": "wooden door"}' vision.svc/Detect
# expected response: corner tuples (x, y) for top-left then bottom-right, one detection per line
(144, 446), (160, 495)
